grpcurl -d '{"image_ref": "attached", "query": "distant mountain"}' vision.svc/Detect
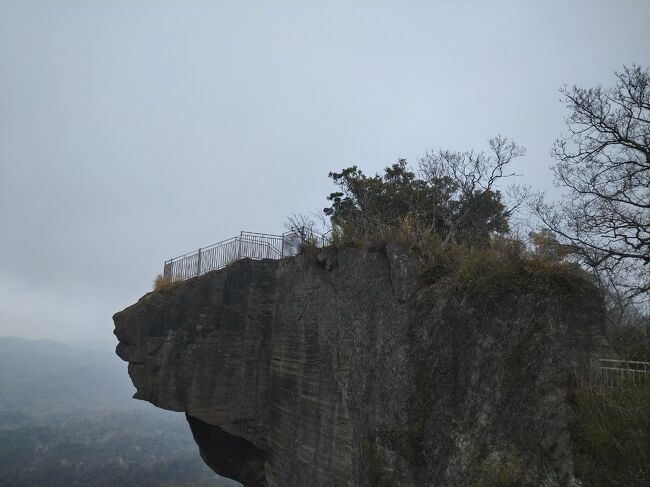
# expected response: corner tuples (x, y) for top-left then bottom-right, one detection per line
(0, 337), (239, 487)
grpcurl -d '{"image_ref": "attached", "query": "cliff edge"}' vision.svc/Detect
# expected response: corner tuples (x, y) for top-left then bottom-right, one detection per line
(113, 243), (605, 486)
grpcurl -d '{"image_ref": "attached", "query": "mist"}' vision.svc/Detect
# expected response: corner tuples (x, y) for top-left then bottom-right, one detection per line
(1, 0), (649, 345)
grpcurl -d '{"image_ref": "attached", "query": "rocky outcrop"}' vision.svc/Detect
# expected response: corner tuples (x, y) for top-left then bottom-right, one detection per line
(113, 243), (605, 486)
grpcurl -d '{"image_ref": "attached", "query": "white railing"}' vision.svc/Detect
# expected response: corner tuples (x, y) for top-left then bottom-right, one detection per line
(590, 357), (650, 386)
(163, 229), (329, 283)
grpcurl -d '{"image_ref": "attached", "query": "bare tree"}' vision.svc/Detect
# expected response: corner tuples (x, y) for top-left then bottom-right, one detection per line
(285, 213), (331, 251)
(419, 135), (527, 246)
(535, 65), (650, 300)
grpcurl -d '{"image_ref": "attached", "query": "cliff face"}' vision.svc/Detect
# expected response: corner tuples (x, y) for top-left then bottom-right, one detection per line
(113, 243), (605, 487)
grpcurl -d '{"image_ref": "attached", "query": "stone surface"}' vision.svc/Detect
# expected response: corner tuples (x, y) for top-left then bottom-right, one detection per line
(113, 243), (605, 486)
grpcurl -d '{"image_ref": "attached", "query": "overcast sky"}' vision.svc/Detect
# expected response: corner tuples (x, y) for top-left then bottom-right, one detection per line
(1, 0), (649, 346)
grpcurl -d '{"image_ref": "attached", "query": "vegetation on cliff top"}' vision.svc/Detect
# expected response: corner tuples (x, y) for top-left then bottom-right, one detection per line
(293, 65), (649, 308)
(295, 131), (588, 303)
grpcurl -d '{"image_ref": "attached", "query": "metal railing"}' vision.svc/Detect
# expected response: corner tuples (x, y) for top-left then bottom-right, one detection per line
(163, 229), (330, 283)
(591, 357), (650, 386)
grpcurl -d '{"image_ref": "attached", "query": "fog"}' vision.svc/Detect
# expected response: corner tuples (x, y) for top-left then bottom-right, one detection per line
(1, 0), (649, 345)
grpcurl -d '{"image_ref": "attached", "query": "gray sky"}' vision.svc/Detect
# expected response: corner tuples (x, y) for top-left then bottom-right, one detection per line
(1, 0), (649, 346)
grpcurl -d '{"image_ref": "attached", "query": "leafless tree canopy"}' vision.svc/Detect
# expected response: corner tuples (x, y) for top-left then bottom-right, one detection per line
(536, 65), (650, 299)
(419, 136), (527, 245)
(419, 136), (524, 195)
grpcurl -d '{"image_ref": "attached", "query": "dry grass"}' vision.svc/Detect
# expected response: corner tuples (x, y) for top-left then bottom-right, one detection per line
(153, 274), (180, 292)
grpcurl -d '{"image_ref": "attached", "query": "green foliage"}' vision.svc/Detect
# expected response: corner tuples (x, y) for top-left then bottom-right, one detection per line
(319, 141), (586, 303)
(324, 158), (511, 248)
(573, 379), (650, 487)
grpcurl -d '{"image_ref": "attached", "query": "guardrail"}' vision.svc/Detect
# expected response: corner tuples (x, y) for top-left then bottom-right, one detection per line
(163, 229), (329, 283)
(591, 357), (650, 386)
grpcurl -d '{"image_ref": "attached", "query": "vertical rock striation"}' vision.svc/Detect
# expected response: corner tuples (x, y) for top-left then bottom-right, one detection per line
(114, 243), (605, 486)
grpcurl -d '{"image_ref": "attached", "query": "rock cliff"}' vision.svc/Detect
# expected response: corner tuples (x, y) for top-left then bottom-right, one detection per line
(113, 243), (605, 486)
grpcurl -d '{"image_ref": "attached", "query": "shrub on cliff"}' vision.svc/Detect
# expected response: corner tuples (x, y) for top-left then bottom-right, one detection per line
(316, 141), (595, 304)
(153, 274), (181, 292)
(323, 136), (527, 249)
